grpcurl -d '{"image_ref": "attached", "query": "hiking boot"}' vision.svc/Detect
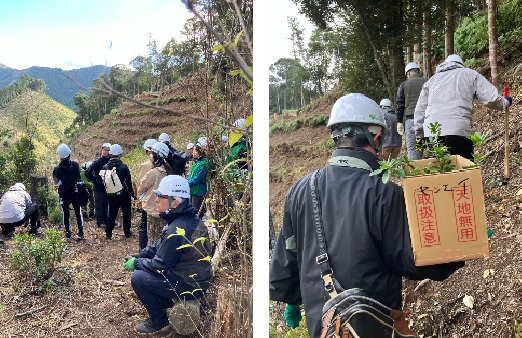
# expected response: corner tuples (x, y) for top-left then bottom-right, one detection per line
(97, 223), (106, 228)
(106, 235), (112, 240)
(88, 212), (95, 220)
(77, 233), (84, 241)
(65, 231), (72, 239)
(124, 231), (133, 239)
(135, 317), (169, 334)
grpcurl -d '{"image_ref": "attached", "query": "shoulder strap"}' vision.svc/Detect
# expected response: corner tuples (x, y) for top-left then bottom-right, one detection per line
(309, 170), (340, 299)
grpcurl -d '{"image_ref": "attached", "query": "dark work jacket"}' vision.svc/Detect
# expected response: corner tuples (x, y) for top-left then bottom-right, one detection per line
(103, 158), (134, 197)
(136, 200), (213, 289)
(269, 147), (464, 337)
(52, 158), (82, 198)
(85, 155), (110, 192)
(396, 72), (427, 122)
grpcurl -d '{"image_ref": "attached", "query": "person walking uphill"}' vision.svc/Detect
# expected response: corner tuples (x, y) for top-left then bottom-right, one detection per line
(85, 142), (111, 227)
(0, 183), (41, 238)
(137, 142), (169, 246)
(379, 98), (402, 160)
(102, 144), (136, 240)
(269, 93), (464, 337)
(187, 143), (209, 217)
(396, 62), (426, 160)
(123, 175), (213, 334)
(52, 144), (84, 240)
(414, 54), (512, 160)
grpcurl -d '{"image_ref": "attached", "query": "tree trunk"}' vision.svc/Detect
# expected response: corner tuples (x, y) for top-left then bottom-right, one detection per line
(445, 0), (455, 57)
(488, 0), (500, 89)
(212, 287), (252, 338)
(30, 175), (48, 212)
(422, 10), (432, 78)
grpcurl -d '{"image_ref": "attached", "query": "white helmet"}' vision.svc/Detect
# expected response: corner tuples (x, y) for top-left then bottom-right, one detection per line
(143, 138), (157, 151)
(445, 54), (464, 65)
(327, 93), (388, 130)
(186, 142), (194, 150)
(221, 135), (228, 142)
(102, 142), (111, 149)
(153, 175), (190, 199)
(233, 118), (245, 128)
(405, 62), (420, 75)
(109, 144), (123, 156)
(57, 144), (71, 159)
(14, 183), (25, 191)
(379, 99), (392, 108)
(197, 137), (208, 147)
(159, 133), (170, 143)
(83, 161), (93, 170)
(151, 142), (170, 158)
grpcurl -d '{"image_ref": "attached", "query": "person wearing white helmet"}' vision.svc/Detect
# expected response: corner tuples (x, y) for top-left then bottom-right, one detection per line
(186, 142), (194, 163)
(414, 54), (512, 159)
(80, 161), (95, 220)
(52, 144), (84, 240)
(159, 132), (188, 176)
(85, 142), (112, 227)
(137, 142), (170, 249)
(123, 175), (213, 334)
(270, 93), (464, 338)
(396, 61), (426, 160)
(135, 139), (159, 249)
(0, 183), (41, 238)
(187, 143), (209, 216)
(379, 99), (402, 161)
(103, 144), (135, 240)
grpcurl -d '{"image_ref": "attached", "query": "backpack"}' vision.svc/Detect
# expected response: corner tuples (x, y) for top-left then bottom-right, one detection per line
(99, 167), (123, 195)
(169, 150), (187, 176)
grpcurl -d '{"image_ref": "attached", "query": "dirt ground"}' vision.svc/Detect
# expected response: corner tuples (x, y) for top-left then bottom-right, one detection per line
(269, 100), (522, 337)
(0, 212), (225, 338)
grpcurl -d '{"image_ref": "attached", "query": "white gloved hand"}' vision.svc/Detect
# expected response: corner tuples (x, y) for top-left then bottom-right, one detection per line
(396, 122), (404, 136)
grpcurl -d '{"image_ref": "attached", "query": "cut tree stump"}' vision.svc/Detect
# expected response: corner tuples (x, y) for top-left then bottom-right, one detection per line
(212, 288), (252, 337)
(168, 299), (200, 335)
(30, 175), (48, 202)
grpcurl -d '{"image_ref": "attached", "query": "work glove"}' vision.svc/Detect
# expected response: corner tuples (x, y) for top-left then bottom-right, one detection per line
(123, 257), (136, 271)
(504, 96), (512, 106)
(284, 303), (302, 329)
(396, 122), (404, 136)
(415, 138), (425, 152)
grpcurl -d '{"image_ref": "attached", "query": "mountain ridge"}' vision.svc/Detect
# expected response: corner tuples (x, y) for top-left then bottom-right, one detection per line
(0, 64), (110, 110)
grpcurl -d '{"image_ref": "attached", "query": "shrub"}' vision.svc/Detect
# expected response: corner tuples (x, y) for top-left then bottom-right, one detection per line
(10, 229), (72, 293)
(36, 185), (62, 223)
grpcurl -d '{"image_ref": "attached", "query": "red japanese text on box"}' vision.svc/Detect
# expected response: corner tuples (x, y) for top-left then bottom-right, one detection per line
(452, 184), (477, 242)
(414, 190), (441, 247)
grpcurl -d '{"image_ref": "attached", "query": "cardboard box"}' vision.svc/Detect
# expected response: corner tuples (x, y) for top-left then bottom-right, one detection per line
(402, 155), (489, 266)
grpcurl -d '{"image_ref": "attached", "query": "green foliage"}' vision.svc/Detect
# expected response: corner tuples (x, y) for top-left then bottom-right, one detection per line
(425, 122), (455, 174)
(303, 114), (328, 127)
(11, 136), (38, 184)
(36, 185), (62, 223)
(515, 319), (522, 338)
(455, 15), (488, 60)
(468, 130), (491, 166)
(10, 229), (72, 293)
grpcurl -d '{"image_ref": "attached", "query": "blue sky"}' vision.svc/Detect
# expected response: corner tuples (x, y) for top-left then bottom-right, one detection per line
(0, 0), (192, 70)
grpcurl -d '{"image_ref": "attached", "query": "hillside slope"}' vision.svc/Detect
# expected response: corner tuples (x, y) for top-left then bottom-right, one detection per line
(269, 93), (521, 337)
(0, 91), (76, 157)
(71, 71), (252, 162)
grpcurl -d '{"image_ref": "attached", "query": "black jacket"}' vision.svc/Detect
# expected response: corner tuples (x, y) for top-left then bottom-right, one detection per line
(396, 72), (427, 123)
(85, 155), (110, 192)
(269, 147), (464, 337)
(136, 200), (213, 289)
(52, 158), (82, 198)
(103, 158), (134, 197)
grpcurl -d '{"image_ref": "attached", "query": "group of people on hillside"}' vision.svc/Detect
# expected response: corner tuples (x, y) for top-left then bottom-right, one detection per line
(0, 120), (251, 333)
(270, 54), (513, 337)
(377, 54), (512, 162)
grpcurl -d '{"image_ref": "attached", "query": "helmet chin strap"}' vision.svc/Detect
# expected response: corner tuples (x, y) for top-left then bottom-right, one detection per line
(362, 126), (382, 153)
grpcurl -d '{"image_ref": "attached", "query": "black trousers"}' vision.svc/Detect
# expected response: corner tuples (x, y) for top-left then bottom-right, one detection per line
(190, 195), (205, 218)
(94, 189), (109, 225)
(60, 194), (83, 235)
(1, 203), (40, 236)
(437, 135), (474, 160)
(106, 194), (132, 237)
(139, 210), (148, 250)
